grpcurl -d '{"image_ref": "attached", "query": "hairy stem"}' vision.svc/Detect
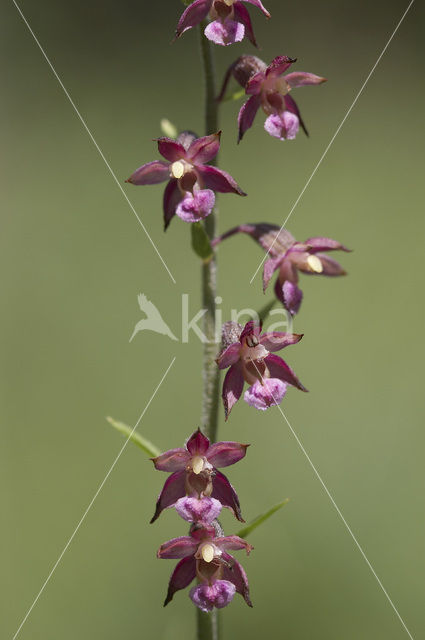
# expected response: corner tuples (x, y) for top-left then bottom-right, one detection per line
(199, 21), (220, 446)
(197, 22), (220, 640)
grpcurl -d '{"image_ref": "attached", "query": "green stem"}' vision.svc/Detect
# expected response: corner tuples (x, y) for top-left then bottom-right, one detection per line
(199, 21), (220, 447)
(196, 607), (219, 640)
(197, 22), (220, 640)
(199, 21), (219, 139)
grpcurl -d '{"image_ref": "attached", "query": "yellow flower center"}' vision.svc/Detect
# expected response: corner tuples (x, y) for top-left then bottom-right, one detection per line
(307, 255), (323, 273)
(201, 544), (215, 563)
(191, 456), (205, 475)
(170, 161), (185, 179)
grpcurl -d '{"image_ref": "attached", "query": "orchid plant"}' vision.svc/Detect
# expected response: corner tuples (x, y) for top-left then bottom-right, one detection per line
(109, 2), (350, 639)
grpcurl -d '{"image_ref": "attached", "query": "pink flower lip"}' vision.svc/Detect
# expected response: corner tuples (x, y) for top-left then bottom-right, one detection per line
(150, 429), (249, 522)
(213, 223), (350, 315)
(218, 321), (306, 418)
(175, 496), (222, 525)
(217, 54), (326, 142)
(244, 378), (287, 410)
(126, 132), (245, 230)
(190, 580), (236, 611)
(159, 527), (253, 610)
(174, 0), (271, 48)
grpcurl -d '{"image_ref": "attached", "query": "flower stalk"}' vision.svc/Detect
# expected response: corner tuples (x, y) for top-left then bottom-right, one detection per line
(119, 2), (346, 635)
(199, 20), (220, 640)
(199, 20), (220, 447)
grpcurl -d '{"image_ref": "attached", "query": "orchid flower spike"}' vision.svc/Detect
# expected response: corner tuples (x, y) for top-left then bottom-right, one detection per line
(150, 429), (249, 523)
(126, 130), (246, 229)
(158, 524), (253, 610)
(213, 223), (350, 315)
(217, 320), (307, 419)
(175, 0), (270, 47)
(217, 55), (326, 142)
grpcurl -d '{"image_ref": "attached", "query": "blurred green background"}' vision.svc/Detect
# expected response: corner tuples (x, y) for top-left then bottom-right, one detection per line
(1, 0), (424, 638)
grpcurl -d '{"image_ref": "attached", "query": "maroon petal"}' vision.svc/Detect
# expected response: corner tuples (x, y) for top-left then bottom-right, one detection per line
(156, 138), (186, 162)
(196, 165), (246, 195)
(187, 132), (221, 165)
(222, 362), (244, 420)
(263, 256), (283, 291)
(163, 179), (182, 231)
(265, 353), (307, 391)
(151, 448), (190, 472)
(260, 332), (303, 352)
(164, 556), (197, 606)
(207, 442), (249, 468)
(221, 553), (252, 607)
(238, 94), (261, 142)
(288, 241), (313, 254)
(216, 342), (241, 370)
(186, 428), (210, 456)
(233, 2), (257, 47)
(314, 254), (347, 276)
(210, 223), (256, 247)
(266, 55), (296, 78)
(284, 72), (326, 88)
(191, 526), (216, 543)
(150, 470), (186, 523)
(157, 536), (198, 559)
(239, 320), (261, 342)
(126, 160), (170, 185)
(175, 0), (213, 39)
(280, 253), (300, 280)
(233, 54), (268, 87)
(275, 278), (303, 316)
(304, 237), (351, 253)
(212, 223), (295, 258)
(243, 0), (270, 17)
(211, 469), (244, 521)
(284, 94), (308, 136)
(216, 536), (253, 554)
(217, 55), (267, 102)
(245, 71), (265, 95)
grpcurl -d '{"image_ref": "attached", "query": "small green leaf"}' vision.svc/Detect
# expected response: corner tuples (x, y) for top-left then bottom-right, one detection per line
(222, 89), (246, 103)
(106, 416), (161, 458)
(257, 298), (277, 324)
(236, 499), (289, 538)
(191, 222), (214, 262)
(160, 118), (178, 139)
